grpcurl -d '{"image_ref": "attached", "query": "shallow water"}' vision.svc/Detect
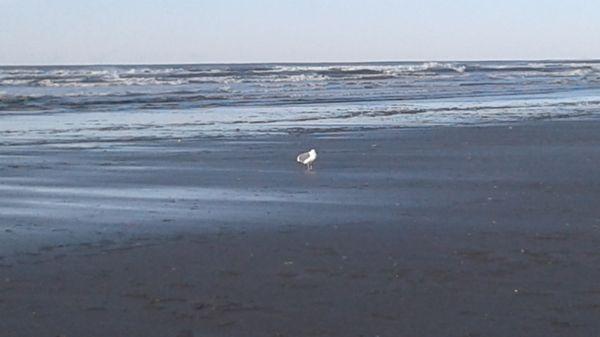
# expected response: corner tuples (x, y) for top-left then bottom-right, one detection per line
(1, 61), (600, 145)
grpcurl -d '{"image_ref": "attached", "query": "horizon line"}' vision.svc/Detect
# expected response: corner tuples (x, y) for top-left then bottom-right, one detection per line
(1, 57), (599, 67)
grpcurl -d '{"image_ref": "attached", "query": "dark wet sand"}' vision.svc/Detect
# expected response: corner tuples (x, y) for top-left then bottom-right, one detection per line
(1, 120), (600, 337)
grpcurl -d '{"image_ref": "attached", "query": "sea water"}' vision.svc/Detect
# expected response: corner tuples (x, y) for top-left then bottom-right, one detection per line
(1, 61), (600, 146)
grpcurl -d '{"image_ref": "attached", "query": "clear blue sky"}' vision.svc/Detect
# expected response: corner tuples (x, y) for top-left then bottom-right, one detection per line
(1, 0), (599, 65)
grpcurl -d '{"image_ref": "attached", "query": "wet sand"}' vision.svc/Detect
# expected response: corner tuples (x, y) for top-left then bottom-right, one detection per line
(1, 120), (600, 337)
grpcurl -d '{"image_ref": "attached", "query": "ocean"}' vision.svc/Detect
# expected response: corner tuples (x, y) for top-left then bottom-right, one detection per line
(1, 61), (600, 146)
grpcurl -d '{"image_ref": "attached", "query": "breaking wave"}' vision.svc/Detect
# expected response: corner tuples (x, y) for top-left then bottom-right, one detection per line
(2, 61), (598, 90)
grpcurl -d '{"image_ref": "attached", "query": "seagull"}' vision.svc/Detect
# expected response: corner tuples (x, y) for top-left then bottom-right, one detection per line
(296, 149), (317, 170)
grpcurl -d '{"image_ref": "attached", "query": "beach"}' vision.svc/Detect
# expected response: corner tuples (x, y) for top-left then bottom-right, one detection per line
(2, 120), (600, 337)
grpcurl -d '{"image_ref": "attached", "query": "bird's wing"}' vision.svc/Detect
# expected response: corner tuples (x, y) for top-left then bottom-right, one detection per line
(297, 152), (310, 163)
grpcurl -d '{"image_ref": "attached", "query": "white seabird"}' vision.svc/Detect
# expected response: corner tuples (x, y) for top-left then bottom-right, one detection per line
(296, 149), (317, 170)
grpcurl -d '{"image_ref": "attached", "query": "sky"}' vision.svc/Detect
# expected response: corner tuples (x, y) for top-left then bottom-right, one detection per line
(1, 0), (599, 65)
